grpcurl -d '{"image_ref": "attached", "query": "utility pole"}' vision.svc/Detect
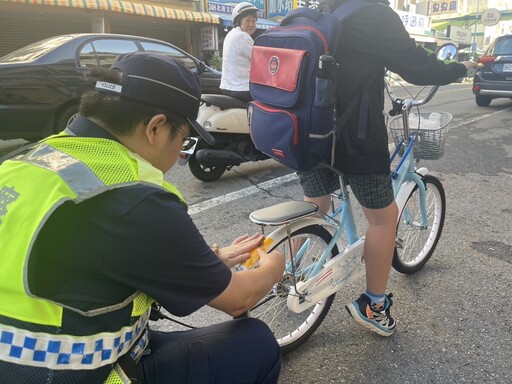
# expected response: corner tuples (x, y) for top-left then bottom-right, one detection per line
(472, 0), (481, 59)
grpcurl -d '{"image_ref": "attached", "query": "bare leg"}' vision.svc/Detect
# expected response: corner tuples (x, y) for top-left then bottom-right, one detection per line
(361, 201), (398, 295)
(304, 195), (331, 216)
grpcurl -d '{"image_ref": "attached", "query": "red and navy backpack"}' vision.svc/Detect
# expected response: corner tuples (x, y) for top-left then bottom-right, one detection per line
(248, 0), (372, 171)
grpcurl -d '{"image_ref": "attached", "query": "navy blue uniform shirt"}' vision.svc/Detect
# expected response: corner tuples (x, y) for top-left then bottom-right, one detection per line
(29, 116), (232, 317)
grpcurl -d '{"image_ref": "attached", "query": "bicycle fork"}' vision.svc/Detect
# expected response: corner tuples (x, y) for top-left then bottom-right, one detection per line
(394, 167), (431, 250)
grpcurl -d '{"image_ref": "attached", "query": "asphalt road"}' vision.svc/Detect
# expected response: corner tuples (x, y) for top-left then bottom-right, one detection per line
(1, 83), (511, 383)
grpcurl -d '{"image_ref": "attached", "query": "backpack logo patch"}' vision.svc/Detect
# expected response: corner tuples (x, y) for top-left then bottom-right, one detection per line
(269, 56), (280, 75)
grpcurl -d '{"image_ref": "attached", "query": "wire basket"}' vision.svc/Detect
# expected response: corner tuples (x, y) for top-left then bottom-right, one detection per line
(388, 112), (452, 160)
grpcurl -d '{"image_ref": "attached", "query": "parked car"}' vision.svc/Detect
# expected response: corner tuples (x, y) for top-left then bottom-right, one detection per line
(472, 34), (512, 107)
(0, 33), (221, 140)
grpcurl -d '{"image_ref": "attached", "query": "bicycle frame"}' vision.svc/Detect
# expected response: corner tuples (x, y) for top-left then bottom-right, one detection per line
(284, 178), (366, 313)
(389, 85), (441, 230)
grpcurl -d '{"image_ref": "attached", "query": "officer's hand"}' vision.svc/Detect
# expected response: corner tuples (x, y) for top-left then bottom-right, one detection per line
(217, 233), (264, 268)
(257, 248), (285, 283)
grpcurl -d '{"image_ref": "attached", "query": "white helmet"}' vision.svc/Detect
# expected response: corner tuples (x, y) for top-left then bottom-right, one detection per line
(232, 2), (258, 26)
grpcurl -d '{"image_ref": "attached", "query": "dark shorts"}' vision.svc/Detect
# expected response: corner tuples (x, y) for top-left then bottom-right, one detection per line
(297, 168), (394, 209)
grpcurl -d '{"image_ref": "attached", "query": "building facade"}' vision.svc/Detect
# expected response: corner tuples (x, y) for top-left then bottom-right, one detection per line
(0, 0), (220, 58)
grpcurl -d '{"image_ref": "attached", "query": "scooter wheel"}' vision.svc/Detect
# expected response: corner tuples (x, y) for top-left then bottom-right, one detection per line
(189, 155), (226, 182)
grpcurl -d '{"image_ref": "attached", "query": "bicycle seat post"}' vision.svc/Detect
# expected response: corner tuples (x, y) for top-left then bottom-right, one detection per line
(339, 174), (349, 200)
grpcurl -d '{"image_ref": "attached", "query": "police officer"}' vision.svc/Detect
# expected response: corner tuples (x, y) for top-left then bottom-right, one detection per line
(0, 52), (284, 383)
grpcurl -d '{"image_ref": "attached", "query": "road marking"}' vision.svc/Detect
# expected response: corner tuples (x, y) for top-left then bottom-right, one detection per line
(449, 107), (512, 128)
(188, 172), (298, 215)
(188, 105), (511, 215)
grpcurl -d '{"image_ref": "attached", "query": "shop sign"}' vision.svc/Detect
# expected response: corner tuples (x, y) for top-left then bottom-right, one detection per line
(447, 25), (472, 44)
(207, 0), (265, 18)
(394, 10), (431, 36)
(295, 0), (319, 9)
(430, 0), (458, 15)
(201, 25), (218, 51)
(481, 8), (501, 27)
(267, 0), (293, 19)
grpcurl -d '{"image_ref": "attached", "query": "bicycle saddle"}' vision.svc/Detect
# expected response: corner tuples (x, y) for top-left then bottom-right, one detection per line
(249, 201), (318, 226)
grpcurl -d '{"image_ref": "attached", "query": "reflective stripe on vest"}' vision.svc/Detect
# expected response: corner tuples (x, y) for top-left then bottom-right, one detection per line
(0, 311), (149, 370)
(0, 136), (182, 379)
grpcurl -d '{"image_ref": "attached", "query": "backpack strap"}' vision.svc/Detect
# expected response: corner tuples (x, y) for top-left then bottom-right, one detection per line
(279, 6), (324, 25)
(330, 0), (377, 148)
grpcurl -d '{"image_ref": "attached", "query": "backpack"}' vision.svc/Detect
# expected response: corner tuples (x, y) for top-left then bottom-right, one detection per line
(248, 0), (372, 171)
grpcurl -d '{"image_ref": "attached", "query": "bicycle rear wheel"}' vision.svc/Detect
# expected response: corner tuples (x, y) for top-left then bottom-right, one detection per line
(393, 175), (446, 274)
(248, 225), (338, 354)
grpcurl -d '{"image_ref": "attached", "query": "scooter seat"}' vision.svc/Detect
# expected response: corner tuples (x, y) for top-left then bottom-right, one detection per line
(201, 94), (247, 110)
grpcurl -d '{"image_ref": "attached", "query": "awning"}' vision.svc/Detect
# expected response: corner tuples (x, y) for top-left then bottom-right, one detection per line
(410, 34), (437, 43)
(212, 13), (279, 30)
(1, 0), (220, 23)
(432, 10), (512, 30)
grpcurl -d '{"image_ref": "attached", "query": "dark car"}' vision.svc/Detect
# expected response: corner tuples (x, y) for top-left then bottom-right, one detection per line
(0, 33), (221, 140)
(472, 34), (512, 107)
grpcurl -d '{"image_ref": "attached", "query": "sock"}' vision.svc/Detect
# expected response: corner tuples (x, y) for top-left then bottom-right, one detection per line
(365, 290), (385, 306)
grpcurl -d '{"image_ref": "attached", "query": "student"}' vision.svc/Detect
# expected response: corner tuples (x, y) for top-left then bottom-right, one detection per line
(298, 0), (480, 337)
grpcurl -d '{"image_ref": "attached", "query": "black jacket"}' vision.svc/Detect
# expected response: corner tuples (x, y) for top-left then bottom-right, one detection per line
(323, 0), (466, 174)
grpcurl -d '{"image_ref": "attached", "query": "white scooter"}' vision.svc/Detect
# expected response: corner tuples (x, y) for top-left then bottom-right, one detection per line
(179, 94), (268, 182)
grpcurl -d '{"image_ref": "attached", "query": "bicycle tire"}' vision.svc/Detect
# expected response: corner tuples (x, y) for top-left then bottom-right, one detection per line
(248, 225), (338, 354)
(393, 174), (446, 274)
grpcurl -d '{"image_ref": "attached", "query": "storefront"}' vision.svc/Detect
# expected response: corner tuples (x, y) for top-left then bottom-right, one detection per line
(0, 0), (219, 58)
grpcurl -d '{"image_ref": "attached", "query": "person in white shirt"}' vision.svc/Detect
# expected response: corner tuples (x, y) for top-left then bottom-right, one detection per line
(220, 2), (258, 103)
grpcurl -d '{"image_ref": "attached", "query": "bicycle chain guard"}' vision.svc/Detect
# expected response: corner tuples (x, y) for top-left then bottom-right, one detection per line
(287, 238), (366, 313)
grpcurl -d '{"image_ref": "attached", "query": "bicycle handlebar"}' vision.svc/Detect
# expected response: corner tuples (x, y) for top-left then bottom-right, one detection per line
(384, 74), (440, 113)
(384, 74), (442, 145)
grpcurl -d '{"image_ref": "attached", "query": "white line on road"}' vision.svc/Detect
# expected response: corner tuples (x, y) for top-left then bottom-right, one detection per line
(188, 107), (510, 215)
(188, 172), (298, 215)
(449, 107), (511, 128)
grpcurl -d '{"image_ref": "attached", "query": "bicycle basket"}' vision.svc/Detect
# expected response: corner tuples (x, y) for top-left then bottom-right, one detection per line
(388, 112), (452, 160)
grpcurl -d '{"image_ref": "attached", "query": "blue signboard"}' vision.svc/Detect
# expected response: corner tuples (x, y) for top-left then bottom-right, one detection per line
(208, 0), (265, 17)
(267, 0), (293, 19)
(207, 1), (279, 29)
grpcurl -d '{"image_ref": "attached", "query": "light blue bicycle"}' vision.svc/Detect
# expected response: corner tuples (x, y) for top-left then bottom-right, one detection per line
(245, 72), (451, 354)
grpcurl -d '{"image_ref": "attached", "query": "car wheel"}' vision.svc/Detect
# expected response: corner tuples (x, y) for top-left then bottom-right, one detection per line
(55, 104), (79, 133)
(475, 95), (492, 107)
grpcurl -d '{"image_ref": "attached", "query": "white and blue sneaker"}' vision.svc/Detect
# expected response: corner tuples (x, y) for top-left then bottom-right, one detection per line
(345, 293), (395, 337)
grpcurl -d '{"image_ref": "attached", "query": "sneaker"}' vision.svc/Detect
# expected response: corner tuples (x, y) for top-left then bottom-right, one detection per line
(345, 293), (395, 337)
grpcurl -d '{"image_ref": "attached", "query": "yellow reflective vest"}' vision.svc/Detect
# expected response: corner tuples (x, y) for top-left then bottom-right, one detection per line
(0, 134), (185, 383)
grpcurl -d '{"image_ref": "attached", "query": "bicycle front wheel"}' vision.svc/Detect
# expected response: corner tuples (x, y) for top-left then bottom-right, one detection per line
(248, 225), (338, 354)
(393, 174), (446, 274)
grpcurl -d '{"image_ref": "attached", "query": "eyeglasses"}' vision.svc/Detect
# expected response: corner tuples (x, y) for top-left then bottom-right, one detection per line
(144, 117), (191, 150)
(174, 124), (189, 140)
(172, 123), (193, 151)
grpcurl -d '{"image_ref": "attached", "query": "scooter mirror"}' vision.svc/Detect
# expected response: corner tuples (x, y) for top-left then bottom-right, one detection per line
(179, 137), (199, 165)
(437, 43), (458, 61)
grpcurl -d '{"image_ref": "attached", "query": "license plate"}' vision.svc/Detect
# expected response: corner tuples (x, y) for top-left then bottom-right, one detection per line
(504, 63), (512, 72)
